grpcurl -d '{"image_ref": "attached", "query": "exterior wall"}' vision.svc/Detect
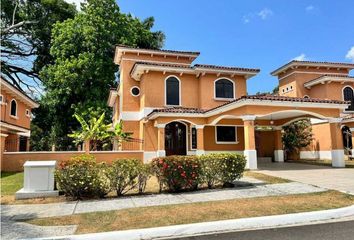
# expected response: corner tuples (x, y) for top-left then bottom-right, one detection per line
(278, 66), (350, 98)
(256, 131), (275, 158)
(0, 89), (31, 130)
(309, 82), (354, 101)
(2, 151), (143, 172)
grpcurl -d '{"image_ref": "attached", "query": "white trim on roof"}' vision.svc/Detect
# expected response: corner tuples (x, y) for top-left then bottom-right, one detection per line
(304, 76), (354, 88)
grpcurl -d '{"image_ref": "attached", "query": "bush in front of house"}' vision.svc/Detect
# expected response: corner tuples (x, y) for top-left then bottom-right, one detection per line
(55, 155), (111, 199)
(109, 158), (145, 196)
(199, 153), (246, 188)
(152, 156), (201, 193)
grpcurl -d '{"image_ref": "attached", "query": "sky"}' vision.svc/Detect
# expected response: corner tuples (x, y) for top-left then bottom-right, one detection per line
(68, 0), (354, 94)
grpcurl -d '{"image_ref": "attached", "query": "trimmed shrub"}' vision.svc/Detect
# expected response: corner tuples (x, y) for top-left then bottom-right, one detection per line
(199, 153), (246, 188)
(152, 156), (201, 192)
(109, 158), (143, 196)
(55, 155), (110, 199)
(138, 163), (152, 194)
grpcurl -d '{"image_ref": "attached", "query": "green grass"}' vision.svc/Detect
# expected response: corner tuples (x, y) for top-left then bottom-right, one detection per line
(1, 172), (24, 196)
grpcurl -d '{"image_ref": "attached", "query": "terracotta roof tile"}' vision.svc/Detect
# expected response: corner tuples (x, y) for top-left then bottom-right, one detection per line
(116, 44), (200, 56)
(304, 74), (354, 85)
(271, 60), (354, 76)
(147, 95), (349, 118)
(194, 64), (260, 73)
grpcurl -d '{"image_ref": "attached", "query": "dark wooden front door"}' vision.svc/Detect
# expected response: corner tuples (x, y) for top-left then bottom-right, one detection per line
(165, 122), (187, 156)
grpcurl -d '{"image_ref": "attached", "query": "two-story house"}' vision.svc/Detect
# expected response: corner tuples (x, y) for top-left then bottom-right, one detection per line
(108, 45), (350, 169)
(0, 78), (39, 161)
(272, 60), (354, 159)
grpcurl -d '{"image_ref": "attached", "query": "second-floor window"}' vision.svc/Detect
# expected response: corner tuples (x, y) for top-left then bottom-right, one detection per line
(215, 78), (234, 99)
(10, 99), (17, 117)
(166, 76), (180, 106)
(343, 86), (354, 111)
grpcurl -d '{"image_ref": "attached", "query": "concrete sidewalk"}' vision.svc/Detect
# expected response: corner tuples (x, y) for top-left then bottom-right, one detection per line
(2, 181), (325, 221)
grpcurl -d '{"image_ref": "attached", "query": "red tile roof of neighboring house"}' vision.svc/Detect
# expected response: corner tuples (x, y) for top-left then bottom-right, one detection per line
(271, 60), (354, 76)
(116, 44), (200, 56)
(147, 95), (349, 118)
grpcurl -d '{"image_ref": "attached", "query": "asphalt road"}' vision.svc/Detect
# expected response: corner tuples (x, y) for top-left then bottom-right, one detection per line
(171, 220), (354, 240)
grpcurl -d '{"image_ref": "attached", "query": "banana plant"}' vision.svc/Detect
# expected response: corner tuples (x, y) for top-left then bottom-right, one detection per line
(111, 120), (133, 150)
(68, 112), (111, 151)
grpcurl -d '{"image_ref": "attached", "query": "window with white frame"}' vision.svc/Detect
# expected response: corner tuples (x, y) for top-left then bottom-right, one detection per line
(215, 126), (237, 143)
(343, 86), (354, 111)
(10, 99), (17, 117)
(215, 79), (234, 99)
(191, 127), (197, 149)
(26, 109), (30, 117)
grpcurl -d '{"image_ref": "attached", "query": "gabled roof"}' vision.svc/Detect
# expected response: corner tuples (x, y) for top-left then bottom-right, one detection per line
(271, 60), (354, 76)
(304, 74), (354, 88)
(114, 45), (200, 64)
(130, 61), (260, 81)
(0, 78), (39, 108)
(147, 95), (349, 119)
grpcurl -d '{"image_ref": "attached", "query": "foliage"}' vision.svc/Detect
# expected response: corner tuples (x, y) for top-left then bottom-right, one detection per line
(282, 119), (313, 157)
(109, 158), (143, 196)
(55, 155), (110, 199)
(111, 120), (133, 150)
(198, 154), (222, 189)
(32, 0), (165, 150)
(68, 112), (111, 150)
(1, 0), (76, 94)
(152, 156), (201, 193)
(212, 153), (246, 186)
(137, 164), (152, 194)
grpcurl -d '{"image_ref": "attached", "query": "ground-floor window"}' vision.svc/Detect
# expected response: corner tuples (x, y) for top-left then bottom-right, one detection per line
(191, 127), (197, 149)
(215, 126), (237, 143)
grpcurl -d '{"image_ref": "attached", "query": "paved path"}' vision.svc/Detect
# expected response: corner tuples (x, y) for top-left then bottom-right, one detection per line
(257, 162), (354, 195)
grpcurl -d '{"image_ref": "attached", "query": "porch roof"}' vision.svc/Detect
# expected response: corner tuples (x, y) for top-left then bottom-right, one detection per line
(147, 95), (349, 120)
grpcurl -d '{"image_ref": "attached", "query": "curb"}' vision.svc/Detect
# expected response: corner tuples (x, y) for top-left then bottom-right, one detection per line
(34, 205), (354, 240)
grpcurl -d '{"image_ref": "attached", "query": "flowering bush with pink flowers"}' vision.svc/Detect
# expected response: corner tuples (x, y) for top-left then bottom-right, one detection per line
(152, 156), (201, 192)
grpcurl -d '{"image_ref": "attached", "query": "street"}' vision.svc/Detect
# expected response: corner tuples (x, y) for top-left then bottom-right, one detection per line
(172, 220), (354, 240)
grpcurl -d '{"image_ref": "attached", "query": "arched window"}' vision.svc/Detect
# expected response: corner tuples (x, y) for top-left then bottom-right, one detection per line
(215, 79), (234, 99)
(165, 76), (180, 106)
(343, 86), (354, 111)
(303, 95), (310, 99)
(10, 99), (17, 117)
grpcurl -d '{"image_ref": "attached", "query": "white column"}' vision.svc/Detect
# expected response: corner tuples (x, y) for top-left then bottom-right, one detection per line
(195, 125), (205, 156)
(242, 115), (257, 170)
(156, 123), (166, 157)
(328, 118), (345, 167)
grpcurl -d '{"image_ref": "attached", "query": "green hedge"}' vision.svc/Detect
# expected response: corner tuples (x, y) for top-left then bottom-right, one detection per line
(55, 153), (246, 198)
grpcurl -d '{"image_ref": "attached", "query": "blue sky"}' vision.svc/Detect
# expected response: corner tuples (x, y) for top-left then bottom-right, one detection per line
(117, 0), (354, 94)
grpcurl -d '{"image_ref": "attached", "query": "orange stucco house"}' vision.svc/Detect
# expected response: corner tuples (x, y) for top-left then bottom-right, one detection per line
(108, 45), (352, 169)
(0, 77), (39, 161)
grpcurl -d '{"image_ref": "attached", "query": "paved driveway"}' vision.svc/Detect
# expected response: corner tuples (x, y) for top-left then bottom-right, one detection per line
(257, 162), (354, 195)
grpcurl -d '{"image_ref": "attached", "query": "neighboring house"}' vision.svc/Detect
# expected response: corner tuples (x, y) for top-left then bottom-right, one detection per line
(108, 45), (351, 168)
(271, 61), (354, 159)
(0, 78), (39, 160)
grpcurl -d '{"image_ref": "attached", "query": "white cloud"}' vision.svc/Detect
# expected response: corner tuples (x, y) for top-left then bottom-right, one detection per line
(242, 8), (273, 23)
(258, 8), (273, 20)
(346, 46), (354, 62)
(65, 0), (85, 11)
(305, 5), (314, 11)
(293, 54), (307, 61)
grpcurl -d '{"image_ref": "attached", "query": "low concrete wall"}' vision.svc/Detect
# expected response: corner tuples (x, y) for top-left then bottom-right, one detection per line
(2, 151), (143, 172)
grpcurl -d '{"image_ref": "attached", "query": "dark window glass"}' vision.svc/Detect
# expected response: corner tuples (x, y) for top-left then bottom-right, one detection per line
(131, 87), (140, 96)
(216, 126), (236, 142)
(215, 79), (234, 98)
(166, 77), (180, 105)
(343, 87), (354, 111)
(191, 127), (197, 149)
(10, 100), (17, 116)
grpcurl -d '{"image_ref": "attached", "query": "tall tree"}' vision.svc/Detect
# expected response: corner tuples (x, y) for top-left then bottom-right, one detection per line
(32, 0), (165, 150)
(1, 0), (77, 95)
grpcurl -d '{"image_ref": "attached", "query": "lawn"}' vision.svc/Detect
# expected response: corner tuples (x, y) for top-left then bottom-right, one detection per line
(1, 172), (24, 195)
(26, 190), (354, 234)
